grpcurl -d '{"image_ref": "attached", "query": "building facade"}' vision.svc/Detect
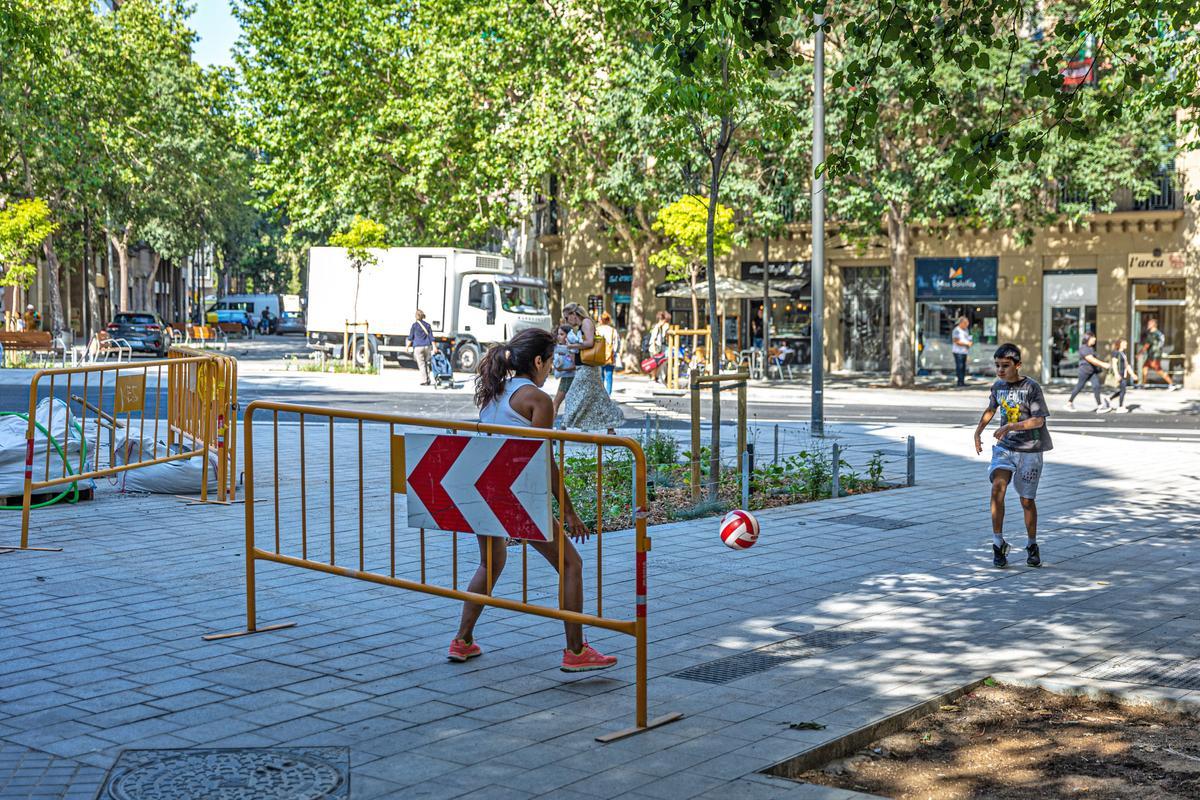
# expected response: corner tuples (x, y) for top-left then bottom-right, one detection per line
(536, 159), (1200, 389)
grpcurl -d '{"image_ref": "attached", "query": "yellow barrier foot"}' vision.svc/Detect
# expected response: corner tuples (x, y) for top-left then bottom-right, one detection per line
(0, 545), (64, 554)
(202, 622), (297, 641)
(595, 712), (685, 743)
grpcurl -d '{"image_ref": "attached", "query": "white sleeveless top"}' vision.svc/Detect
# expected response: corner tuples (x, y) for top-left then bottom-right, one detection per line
(479, 377), (535, 427)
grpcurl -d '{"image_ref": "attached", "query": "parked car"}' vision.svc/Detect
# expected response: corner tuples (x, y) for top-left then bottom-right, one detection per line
(107, 311), (168, 357)
(275, 310), (305, 335)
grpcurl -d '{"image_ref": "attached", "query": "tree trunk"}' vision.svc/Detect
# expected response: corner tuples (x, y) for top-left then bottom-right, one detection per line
(706, 154), (724, 499)
(761, 236), (771, 351)
(106, 229), (130, 313)
(41, 234), (66, 334)
(886, 204), (914, 388)
(689, 265), (700, 346)
(623, 241), (651, 371)
(146, 253), (162, 316)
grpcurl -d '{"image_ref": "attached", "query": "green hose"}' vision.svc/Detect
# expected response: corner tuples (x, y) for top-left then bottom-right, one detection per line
(0, 411), (87, 509)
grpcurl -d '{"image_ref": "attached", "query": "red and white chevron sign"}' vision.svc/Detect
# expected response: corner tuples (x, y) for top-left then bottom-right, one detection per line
(404, 433), (552, 541)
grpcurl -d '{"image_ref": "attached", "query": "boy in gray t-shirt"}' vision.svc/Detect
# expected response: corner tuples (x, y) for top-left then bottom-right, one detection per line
(973, 343), (1052, 568)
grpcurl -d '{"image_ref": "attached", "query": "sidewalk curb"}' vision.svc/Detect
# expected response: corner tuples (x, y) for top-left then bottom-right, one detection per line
(997, 672), (1200, 712)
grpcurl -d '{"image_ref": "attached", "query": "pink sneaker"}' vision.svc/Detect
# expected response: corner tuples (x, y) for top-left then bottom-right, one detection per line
(447, 638), (482, 662)
(561, 643), (618, 672)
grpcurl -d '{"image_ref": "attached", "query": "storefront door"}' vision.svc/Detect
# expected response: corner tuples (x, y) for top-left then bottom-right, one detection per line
(841, 266), (890, 372)
(1042, 272), (1097, 382)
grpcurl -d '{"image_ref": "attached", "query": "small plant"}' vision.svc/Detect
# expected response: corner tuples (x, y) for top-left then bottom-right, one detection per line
(867, 450), (886, 489)
(298, 360), (378, 375)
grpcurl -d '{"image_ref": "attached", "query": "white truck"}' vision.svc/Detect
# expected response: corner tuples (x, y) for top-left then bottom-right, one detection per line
(305, 247), (551, 371)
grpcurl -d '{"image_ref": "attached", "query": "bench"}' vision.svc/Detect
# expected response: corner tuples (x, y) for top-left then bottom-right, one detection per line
(81, 331), (132, 363)
(0, 331), (66, 366)
(187, 325), (228, 350)
(217, 321), (251, 340)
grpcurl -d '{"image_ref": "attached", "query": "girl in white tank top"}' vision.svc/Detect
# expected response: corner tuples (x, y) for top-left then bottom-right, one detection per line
(448, 328), (617, 673)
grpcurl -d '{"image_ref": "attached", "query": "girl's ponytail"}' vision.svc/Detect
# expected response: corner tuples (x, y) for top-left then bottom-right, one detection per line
(474, 328), (556, 410)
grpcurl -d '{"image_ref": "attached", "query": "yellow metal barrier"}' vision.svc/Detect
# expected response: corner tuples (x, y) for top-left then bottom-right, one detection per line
(168, 346), (238, 503)
(5, 348), (238, 552)
(690, 372), (749, 501)
(205, 400), (682, 742)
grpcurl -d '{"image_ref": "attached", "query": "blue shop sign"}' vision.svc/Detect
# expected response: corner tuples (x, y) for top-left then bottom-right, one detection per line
(915, 257), (998, 301)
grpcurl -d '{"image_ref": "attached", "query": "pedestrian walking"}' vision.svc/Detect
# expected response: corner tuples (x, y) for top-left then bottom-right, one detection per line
(561, 303), (624, 434)
(649, 310), (671, 383)
(595, 312), (619, 394)
(551, 324), (577, 417)
(1066, 333), (1111, 411)
(951, 316), (972, 386)
(448, 327), (618, 672)
(1139, 317), (1180, 390)
(23, 304), (40, 331)
(1107, 337), (1136, 413)
(408, 309), (435, 385)
(974, 343), (1053, 569)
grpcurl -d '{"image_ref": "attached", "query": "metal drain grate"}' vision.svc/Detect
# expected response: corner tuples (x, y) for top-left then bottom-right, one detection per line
(1076, 656), (1200, 690)
(823, 513), (916, 531)
(99, 747), (349, 800)
(671, 629), (878, 684)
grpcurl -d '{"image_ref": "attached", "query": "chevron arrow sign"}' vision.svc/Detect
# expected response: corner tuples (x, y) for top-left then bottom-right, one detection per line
(404, 433), (552, 541)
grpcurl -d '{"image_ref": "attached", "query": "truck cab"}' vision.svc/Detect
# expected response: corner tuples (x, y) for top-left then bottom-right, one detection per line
(454, 273), (550, 370)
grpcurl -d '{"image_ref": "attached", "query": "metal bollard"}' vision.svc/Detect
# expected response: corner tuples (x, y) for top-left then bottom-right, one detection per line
(906, 436), (916, 486)
(773, 423), (779, 465)
(831, 442), (840, 499)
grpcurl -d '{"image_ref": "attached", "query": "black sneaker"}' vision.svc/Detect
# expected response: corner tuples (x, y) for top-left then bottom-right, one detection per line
(992, 541), (1010, 568)
(1026, 543), (1041, 567)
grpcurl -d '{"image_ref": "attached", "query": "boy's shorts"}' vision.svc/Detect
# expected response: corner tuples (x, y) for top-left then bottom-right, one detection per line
(989, 445), (1043, 499)
(556, 375), (574, 392)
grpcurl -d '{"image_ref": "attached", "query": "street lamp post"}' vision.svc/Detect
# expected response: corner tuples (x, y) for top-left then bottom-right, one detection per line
(811, 13), (826, 436)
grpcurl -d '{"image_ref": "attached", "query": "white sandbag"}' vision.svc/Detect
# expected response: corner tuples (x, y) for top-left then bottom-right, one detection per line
(111, 438), (219, 495)
(0, 399), (90, 497)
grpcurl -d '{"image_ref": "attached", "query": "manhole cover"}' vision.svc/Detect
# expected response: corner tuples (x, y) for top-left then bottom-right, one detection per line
(670, 629), (878, 684)
(822, 513), (915, 531)
(100, 747), (349, 800)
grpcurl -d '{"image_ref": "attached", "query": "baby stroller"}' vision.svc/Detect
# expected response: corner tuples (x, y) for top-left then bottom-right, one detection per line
(430, 345), (455, 389)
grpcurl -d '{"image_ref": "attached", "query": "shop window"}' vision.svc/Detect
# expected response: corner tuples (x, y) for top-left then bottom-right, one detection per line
(917, 303), (999, 374)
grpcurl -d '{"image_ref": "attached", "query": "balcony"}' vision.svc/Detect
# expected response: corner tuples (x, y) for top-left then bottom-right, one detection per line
(1057, 169), (1182, 214)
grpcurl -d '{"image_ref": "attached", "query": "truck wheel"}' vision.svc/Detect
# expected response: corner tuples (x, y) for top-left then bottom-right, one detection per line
(454, 342), (481, 373)
(351, 334), (376, 369)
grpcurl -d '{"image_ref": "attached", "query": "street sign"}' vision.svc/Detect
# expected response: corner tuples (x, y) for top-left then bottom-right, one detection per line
(403, 433), (552, 541)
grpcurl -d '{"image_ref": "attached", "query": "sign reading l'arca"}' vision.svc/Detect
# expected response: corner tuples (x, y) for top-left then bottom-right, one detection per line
(1127, 252), (1187, 279)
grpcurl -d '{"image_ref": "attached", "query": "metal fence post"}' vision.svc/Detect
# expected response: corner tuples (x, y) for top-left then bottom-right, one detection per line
(773, 423), (779, 465)
(906, 436), (916, 487)
(831, 442), (840, 499)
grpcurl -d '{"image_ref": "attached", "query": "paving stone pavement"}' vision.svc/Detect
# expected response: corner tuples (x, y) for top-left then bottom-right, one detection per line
(2, 413), (1199, 799)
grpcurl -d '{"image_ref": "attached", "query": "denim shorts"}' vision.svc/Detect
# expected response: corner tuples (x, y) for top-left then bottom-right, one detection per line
(989, 445), (1043, 499)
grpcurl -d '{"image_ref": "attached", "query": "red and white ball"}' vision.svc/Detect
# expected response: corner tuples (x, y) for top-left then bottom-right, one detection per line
(719, 509), (760, 550)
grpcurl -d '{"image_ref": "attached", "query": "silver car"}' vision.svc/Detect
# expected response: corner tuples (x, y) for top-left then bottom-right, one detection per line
(274, 310), (305, 335)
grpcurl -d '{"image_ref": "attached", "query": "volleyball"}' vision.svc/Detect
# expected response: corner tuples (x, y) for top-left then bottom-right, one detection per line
(720, 510), (760, 550)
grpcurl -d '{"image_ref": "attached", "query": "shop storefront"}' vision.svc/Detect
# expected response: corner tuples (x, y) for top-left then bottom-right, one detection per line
(1128, 252), (1188, 384)
(1042, 271), (1097, 382)
(741, 260), (812, 364)
(915, 257), (999, 375)
(602, 264), (632, 330)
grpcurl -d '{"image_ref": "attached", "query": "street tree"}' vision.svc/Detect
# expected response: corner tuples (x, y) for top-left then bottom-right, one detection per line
(827, 0), (1177, 387)
(0, 198), (56, 294)
(638, 0), (799, 489)
(328, 216), (389, 324)
(651, 195), (734, 339)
